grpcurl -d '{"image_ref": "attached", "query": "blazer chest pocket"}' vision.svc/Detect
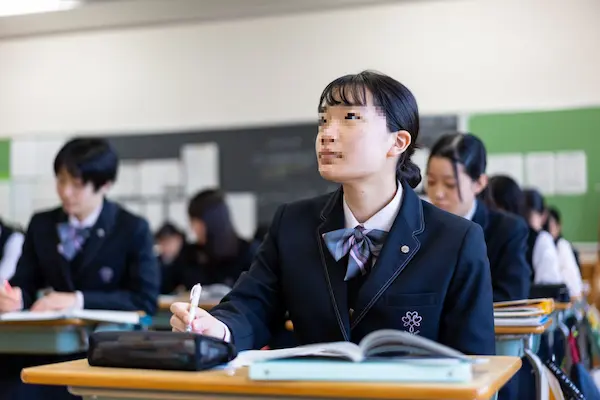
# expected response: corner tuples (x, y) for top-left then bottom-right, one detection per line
(385, 292), (438, 307)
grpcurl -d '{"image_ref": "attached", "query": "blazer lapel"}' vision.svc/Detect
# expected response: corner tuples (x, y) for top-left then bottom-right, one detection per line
(351, 181), (425, 329)
(77, 199), (117, 276)
(316, 188), (351, 341)
(53, 209), (75, 292)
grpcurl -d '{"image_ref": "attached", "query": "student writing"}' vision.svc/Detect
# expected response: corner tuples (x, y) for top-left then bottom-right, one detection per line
(0, 138), (160, 314)
(170, 71), (495, 355)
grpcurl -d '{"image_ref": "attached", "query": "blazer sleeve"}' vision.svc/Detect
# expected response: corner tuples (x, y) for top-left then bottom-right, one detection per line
(9, 216), (44, 309)
(442, 223), (496, 355)
(81, 218), (160, 315)
(209, 205), (287, 351)
(492, 218), (531, 302)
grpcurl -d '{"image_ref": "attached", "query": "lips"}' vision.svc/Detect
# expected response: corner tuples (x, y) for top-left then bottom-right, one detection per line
(318, 151), (343, 159)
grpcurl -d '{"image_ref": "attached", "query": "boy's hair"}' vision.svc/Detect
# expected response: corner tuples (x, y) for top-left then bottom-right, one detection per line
(54, 138), (118, 190)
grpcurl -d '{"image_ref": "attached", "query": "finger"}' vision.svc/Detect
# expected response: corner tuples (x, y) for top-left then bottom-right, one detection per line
(169, 314), (187, 332)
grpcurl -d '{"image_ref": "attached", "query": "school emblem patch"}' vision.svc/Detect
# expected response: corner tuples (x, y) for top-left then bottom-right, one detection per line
(402, 311), (422, 335)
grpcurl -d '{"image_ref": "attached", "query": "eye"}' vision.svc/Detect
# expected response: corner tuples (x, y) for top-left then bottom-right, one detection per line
(318, 116), (327, 126)
(345, 112), (361, 120)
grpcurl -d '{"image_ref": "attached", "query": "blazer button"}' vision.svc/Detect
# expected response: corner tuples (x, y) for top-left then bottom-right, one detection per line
(401, 245), (409, 253)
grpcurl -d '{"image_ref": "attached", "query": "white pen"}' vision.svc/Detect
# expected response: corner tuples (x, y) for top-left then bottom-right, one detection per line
(186, 283), (203, 333)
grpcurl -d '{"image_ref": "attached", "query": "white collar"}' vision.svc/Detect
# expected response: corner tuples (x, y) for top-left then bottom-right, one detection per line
(68, 202), (103, 229)
(343, 182), (403, 231)
(463, 200), (477, 221)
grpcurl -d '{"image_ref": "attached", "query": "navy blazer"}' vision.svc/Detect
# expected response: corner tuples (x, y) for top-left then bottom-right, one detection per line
(472, 202), (531, 302)
(211, 182), (496, 355)
(10, 200), (160, 315)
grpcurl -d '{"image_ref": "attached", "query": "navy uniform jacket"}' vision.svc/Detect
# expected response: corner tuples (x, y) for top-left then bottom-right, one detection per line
(210, 182), (496, 355)
(472, 202), (531, 302)
(10, 200), (160, 315)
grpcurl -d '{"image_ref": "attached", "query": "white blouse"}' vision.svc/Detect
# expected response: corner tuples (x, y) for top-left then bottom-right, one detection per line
(532, 231), (564, 285)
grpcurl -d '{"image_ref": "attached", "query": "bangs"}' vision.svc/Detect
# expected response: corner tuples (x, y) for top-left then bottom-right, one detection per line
(318, 75), (370, 111)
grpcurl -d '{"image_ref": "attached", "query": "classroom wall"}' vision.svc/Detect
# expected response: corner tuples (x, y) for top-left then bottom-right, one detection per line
(0, 0), (599, 137)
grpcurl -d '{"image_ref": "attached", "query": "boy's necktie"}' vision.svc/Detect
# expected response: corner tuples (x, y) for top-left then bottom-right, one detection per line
(57, 222), (91, 261)
(322, 225), (388, 281)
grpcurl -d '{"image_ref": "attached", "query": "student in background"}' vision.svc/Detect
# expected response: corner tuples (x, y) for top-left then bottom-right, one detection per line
(0, 138), (160, 400)
(0, 218), (24, 281)
(426, 133), (531, 302)
(489, 176), (563, 285)
(161, 189), (257, 293)
(545, 207), (583, 298)
(154, 222), (186, 294)
(170, 71), (495, 356)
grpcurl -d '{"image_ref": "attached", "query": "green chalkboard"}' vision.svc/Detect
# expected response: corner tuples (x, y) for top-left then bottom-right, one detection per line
(469, 107), (600, 243)
(0, 140), (9, 180)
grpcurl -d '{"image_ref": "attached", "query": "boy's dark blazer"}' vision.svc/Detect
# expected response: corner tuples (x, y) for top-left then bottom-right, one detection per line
(10, 199), (160, 315)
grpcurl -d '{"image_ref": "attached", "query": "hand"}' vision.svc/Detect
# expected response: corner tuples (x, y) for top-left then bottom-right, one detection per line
(0, 286), (23, 312)
(30, 292), (77, 312)
(170, 302), (226, 339)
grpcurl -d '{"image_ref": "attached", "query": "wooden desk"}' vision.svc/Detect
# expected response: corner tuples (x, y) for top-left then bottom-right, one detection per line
(494, 319), (552, 336)
(22, 357), (521, 400)
(0, 318), (139, 355)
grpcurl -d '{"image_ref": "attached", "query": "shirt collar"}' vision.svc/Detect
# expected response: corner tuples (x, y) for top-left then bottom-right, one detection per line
(343, 181), (403, 231)
(68, 202), (103, 229)
(463, 200), (477, 221)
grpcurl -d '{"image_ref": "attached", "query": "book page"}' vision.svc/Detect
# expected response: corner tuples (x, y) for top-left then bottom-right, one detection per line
(71, 310), (140, 325)
(229, 342), (363, 368)
(0, 311), (66, 322)
(358, 330), (470, 361)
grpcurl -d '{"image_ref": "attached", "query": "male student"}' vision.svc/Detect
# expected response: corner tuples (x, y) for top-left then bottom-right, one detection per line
(0, 137), (159, 315)
(0, 218), (24, 281)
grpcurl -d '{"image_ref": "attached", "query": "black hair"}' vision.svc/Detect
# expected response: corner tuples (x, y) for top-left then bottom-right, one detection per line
(155, 222), (185, 241)
(523, 188), (546, 216)
(318, 70), (421, 188)
(427, 132), (493, 205)
(187, 189), (238, 259)
(488, 175), (528, 219)
(54, 137), (118, 191)
(547, 207), (561, 225)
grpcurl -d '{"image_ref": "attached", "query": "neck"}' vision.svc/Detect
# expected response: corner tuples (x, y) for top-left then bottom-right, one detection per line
(343, 175), (398, 223)
(72, 199), (103, 222)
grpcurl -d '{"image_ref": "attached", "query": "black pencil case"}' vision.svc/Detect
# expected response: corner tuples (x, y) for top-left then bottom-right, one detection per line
(87, 330), (237, 371)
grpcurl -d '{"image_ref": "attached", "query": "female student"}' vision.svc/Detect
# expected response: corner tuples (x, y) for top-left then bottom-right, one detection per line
(425, 133), (531, 302)
(170, 71), (496, 356)
(488, 176), (563, 285)
(160, 189), (257, 293)
(545, 207), (583, 297)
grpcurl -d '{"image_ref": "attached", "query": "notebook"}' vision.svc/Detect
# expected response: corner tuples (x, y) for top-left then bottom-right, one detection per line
(0, 309), (142, 325)
(237, 330), (481, 383)
(493, 298), (554, 326)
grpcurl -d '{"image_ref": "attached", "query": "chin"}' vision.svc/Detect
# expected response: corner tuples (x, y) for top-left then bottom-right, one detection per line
(318, 167), (345, 183)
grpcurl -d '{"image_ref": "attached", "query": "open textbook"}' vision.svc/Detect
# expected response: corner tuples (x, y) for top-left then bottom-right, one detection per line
(232, 329), (478, 367)
(0, 309), (141, 325)
(236, 330), (481, 383)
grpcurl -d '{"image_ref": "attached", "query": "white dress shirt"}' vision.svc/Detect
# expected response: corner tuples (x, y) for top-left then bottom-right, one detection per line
(68, 203), (103, 310)
(532, 231), (564, 285)
(0, 227), (24, 281)
(463, 201), (477, 221)
(556, 237), (583, 297)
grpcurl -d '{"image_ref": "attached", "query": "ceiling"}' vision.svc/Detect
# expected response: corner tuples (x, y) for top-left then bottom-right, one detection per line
(0, 0), (419, 39)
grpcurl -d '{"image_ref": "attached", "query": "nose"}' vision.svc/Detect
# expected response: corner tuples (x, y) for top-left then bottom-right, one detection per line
(320, 121), (338, 145)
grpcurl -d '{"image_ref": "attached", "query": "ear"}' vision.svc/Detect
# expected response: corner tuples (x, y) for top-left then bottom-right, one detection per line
(98, 181), (113, 195)
(387, 130), (411, 158)
(473, 174), (488, 195)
